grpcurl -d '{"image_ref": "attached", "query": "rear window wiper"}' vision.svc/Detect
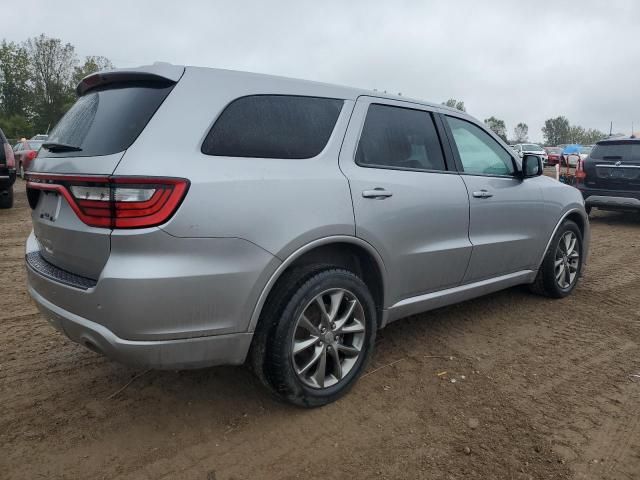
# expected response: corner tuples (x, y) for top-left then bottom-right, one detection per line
(42, 142), (83, 152)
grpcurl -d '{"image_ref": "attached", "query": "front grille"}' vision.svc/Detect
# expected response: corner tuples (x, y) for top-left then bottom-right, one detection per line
(26, 251), (97, 290)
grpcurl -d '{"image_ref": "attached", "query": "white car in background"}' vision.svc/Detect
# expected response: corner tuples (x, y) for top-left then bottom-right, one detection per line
(513, 143), (548, 164)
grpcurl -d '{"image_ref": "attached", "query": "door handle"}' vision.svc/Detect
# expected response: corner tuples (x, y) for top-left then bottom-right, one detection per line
(472, 190), (493, 199)
(362, 188), (393, 199)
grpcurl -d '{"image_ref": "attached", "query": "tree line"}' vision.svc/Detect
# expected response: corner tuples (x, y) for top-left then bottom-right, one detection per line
(0, 34), (114, 139)
(442, 98), (607, 146)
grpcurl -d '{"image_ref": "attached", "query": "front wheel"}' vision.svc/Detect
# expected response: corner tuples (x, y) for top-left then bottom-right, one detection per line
(251, 266), (377, 407)
(530, 220), (583, 298)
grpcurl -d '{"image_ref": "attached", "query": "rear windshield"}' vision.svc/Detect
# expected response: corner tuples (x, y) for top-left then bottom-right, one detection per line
(590, 142), (640, 162)
(522, 144), (542, 150)
(202, 95), (343, 159)
(40, 82), (174, 158)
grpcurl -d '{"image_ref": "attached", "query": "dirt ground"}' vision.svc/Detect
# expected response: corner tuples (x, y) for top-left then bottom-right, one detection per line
(2, 178), (639, 480)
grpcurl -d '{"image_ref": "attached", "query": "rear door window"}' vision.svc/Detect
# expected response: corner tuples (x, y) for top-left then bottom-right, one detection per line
(590, 142), (640, 162)
(40, 82), (174, 158)
(201, 95), (343, 159)
(356, 104), (446, 171)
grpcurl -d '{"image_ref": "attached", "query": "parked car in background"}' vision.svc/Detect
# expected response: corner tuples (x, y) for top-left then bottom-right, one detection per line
(25, 64), (590, 407)
(545, 146), (563, 165)
(30, 134), (48, 141)
(576, 137), (640, 214)
(578, 146), (592, 162)
(13, 140), (43, 178)
(562, 144), (582, 167)
(513, 143), (548, 164)
(0, 127), (16, 208)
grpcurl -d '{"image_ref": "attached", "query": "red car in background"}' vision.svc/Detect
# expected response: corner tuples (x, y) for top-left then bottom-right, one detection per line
(13, 139), (43, 178)
(544, 146), (562, 165)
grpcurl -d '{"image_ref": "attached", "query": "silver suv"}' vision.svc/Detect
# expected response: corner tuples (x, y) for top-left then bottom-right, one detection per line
(26, 64), (589, 407)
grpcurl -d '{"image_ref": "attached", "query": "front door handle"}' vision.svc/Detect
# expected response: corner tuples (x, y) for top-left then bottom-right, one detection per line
(472, 190), (493, 199)
(362, 188), (393, 199)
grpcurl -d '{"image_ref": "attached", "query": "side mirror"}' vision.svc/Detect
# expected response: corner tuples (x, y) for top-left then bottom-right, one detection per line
(522, 154), (543, 178)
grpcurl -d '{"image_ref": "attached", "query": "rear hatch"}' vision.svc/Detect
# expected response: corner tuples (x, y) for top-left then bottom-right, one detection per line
(27, 65), (184, 279)
(583, 140), (640, 191)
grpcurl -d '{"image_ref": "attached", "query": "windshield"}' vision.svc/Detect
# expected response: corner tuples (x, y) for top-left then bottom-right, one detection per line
(27, 141), (43, 150)
(590, 142), (640, 162)
(546, 147), (562, 154)
(522, 144), (542, 151)
(40, 81), (174, 158)
(580, 146), (592, 154)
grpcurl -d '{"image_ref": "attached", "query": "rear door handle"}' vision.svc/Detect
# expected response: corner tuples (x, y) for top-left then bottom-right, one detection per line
(472, 190), (493, 199)
(362, 188), (393, 199)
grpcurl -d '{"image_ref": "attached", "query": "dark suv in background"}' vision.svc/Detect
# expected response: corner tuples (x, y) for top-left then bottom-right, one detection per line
(0, 127), (16, 209)
(577, 137), (640, 214)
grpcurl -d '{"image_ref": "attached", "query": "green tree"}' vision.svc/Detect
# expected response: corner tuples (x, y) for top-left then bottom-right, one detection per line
(0, 41), (33, 119)
(542, 116), (571, 145)
(484, 116), (507, 142)
(581, 128), (606, 145)
(73, 55), (114, 87)
(26, 34), (77, 133)
(442, 98), (466, 112)
(513, 122), (528, 143)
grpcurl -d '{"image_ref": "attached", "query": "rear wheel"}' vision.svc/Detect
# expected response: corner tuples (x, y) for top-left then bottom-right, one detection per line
(530, 220), (583, 298)
(251, 266), (376, 407)
(0, 187), (14, 209)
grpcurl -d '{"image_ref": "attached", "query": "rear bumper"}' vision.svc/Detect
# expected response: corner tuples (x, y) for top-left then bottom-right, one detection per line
(0, 168), (16, 189)
(578, 186), (640, 211)
(26, 229), (280, 368)
(30, 285), (253, 369)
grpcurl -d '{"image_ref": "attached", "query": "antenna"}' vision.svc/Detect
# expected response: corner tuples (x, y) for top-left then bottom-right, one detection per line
(609, 121), (613, 137)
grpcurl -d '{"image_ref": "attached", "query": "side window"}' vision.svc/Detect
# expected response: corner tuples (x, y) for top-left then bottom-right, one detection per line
(446, 116), (515, 176)
(202, 95), (343, 159)
(356, 104), (446, 171)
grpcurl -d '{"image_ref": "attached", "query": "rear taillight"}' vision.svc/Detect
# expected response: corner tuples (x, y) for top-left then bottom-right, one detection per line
(27, 150), (37, 161)
(26, 174), (189, 229)
(3, 144), (15, 168)
(575, 159), (587, 182)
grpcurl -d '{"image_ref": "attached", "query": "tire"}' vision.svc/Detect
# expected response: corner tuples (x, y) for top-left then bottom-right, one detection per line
(530, 220), (583, 298)
(0, 187), (14, 209)
(250, 265), (377, 407)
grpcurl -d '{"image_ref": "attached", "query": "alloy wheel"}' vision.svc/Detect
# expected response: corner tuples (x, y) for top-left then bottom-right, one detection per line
(554, 231), (580, 289)
(291, 288), (366, 389)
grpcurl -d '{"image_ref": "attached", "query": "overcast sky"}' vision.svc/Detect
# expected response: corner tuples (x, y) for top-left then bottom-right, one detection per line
(4, 0), (639, 140)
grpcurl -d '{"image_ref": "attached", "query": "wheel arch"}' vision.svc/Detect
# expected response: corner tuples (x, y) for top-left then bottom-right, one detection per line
(537, 207), (589, 270)
(248, 236), (388, 332)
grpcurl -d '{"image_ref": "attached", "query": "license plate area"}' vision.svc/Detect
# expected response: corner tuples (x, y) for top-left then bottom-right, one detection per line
(37, 191), (61, 223)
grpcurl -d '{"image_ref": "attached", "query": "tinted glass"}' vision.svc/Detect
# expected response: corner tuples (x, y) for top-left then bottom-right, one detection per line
(447, 116), (514, 175)
(27, 141), (43, 150)
(40, 82), (174, 158)
(522, 144), (542, 150)
(0, 130), (5, 163)
(202, 95), (343, 159)
(356, 104), (446, 171)
(590, 142), (640, 162)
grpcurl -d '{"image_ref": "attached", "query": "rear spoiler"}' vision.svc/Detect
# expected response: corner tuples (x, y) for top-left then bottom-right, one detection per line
(77, 64), (185, 96)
